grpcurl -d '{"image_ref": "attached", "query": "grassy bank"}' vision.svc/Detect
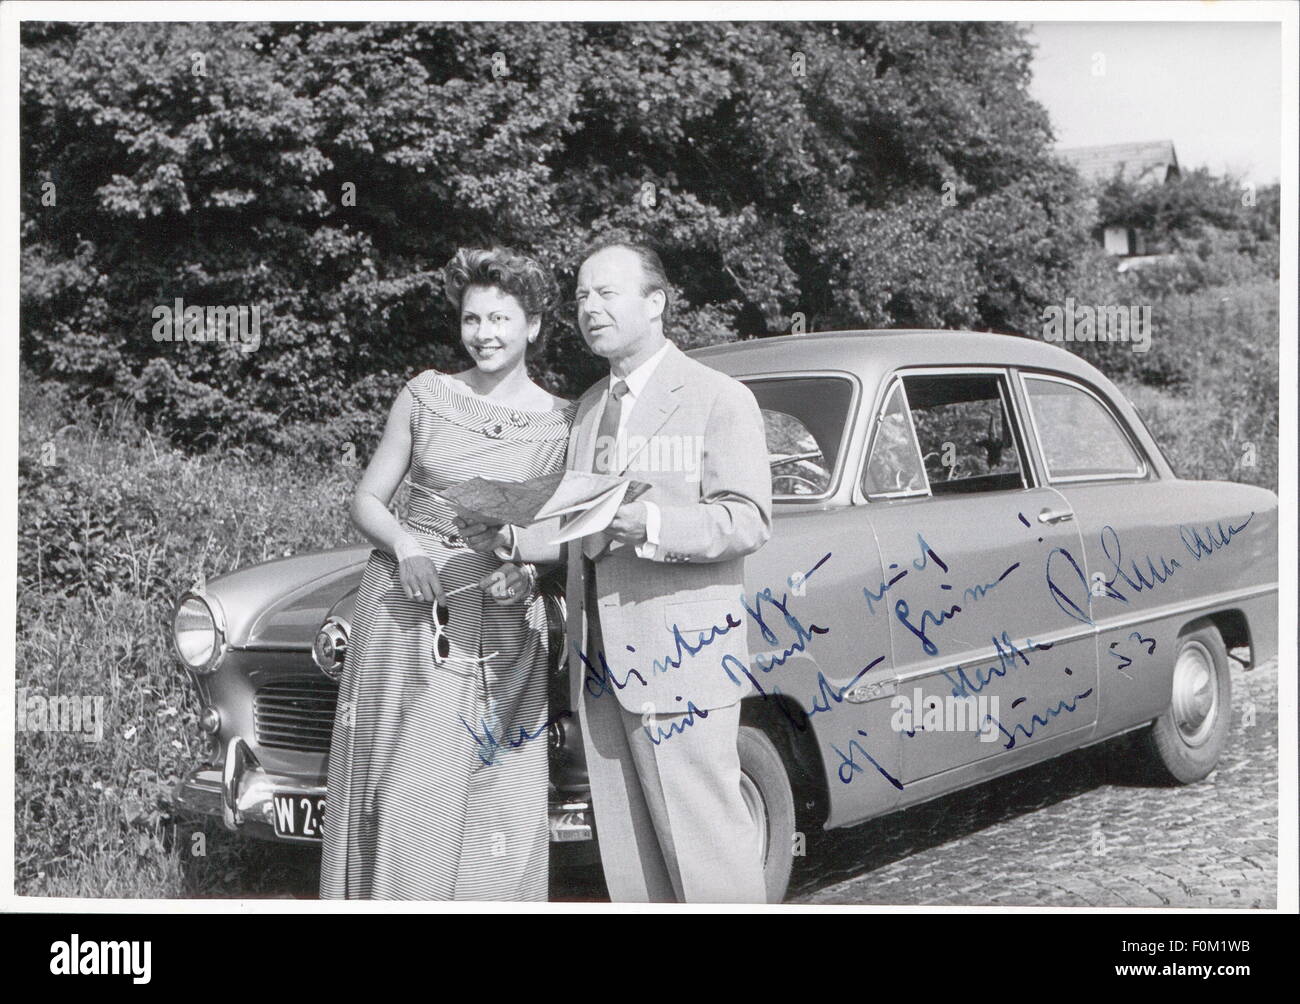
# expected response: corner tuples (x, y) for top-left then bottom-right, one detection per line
(15, 378), (357, 897)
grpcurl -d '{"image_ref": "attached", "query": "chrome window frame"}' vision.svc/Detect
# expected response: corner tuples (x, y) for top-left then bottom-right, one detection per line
(1017, 371), (1150, 484)
(738, 370), (861, 503)
(858, 365), (1034, 502)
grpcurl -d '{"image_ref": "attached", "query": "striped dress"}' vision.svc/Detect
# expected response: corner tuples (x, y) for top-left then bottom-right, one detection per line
(320, 370), (576, 901)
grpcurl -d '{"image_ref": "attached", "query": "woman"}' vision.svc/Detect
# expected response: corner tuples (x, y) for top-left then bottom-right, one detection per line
(320, 246), (575, 900)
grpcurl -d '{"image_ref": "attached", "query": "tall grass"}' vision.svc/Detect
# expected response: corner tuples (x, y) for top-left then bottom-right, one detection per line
(1113, 278), (1279, 490)
(15, 377), (358, 897)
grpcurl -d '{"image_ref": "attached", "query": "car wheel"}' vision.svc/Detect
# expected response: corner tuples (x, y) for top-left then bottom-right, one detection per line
(1138, 623), (1231, 784)
(737, 724), (796, 904)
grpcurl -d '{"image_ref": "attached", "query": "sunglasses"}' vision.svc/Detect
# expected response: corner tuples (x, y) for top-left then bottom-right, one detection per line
(431, 582), (499, 667)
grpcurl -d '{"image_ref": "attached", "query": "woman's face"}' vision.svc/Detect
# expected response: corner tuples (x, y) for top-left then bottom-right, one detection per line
(459, 284), (538, 375)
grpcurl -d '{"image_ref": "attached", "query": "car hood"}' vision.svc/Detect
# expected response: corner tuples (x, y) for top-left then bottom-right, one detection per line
(203, 544), (371, 650)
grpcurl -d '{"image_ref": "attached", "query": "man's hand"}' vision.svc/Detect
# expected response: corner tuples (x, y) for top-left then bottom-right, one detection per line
(607, 501), (648, 545)
(454, 517), (510, 556)
(479, 563), (532, 606)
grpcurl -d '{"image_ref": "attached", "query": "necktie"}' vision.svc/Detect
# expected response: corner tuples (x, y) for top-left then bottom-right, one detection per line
(583, 379), (628, 559)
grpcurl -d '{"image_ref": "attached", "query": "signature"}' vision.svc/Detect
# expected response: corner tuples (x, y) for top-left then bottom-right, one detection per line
(575, 553), (832, 711)
(1180, 514), (1254, 561)
(642, 700), (711, 745)
(940, 632), (1053, 699)
(863, 533), (948, 615)
(1047, 517), (1253, 626)
(984, 688), (1094, 750)
(459, 709), (572, 766)
(830, 727), (903, 790)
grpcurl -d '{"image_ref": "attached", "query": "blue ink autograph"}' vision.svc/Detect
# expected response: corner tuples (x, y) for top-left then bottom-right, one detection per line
(940, 632), (1054, 699)
(459, 709), (572, 766)
(863, 533), (947, 615)
(1180, 514), (1254, 560)
(1108, 631), (1157, 680)
(985, 689), (1094, 750)
(830, 727), (903, 789)
(642, 700), (711, 745)
(574, 553), (832, 713)
(1047, 516), (1252, 626)
(866, 532), (1018, 655)
(728, 586), (831, 683)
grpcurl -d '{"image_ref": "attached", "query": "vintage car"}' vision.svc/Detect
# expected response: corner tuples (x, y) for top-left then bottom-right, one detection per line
(171, 330), (1278, 903)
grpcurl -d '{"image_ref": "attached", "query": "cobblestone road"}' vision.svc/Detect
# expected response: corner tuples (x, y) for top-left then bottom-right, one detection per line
(789, 658), (1277, 908)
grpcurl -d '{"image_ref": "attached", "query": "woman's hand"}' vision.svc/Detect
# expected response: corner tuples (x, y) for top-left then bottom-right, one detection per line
(455, 517), (511, 557)
(398, 554), (446, 605)
(479, 563), (532, 606)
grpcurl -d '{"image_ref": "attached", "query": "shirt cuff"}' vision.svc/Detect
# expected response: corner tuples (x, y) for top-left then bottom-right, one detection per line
(634, 501), (661, 559)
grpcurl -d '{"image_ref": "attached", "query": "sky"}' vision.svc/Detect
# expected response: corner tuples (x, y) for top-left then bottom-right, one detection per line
(1027, 21), (1282, 185)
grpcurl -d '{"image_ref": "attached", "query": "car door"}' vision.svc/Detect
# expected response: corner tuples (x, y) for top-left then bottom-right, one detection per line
(1014, 370), (1271, 739)
(738, 372), (903, 825)
(857, 368), (1099, 788)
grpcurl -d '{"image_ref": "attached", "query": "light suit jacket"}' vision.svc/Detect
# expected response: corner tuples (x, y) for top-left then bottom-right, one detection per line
(519, 342), (772, 713)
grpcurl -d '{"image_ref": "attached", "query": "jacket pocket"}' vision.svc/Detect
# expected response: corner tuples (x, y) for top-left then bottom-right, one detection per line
(663, 598), (736, 638)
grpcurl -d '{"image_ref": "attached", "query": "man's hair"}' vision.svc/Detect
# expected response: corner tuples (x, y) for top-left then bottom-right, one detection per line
(579, 237), (672, 328)
(442, 245), (558, 357)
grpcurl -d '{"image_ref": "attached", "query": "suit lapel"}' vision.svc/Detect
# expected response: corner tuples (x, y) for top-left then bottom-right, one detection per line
(571, 381), (607, 473)
(618, 344), (685, 476)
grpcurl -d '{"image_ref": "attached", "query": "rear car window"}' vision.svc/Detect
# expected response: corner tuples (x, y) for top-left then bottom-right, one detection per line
(1023, 375), (1145, 481)
(744, 376), (854, 498)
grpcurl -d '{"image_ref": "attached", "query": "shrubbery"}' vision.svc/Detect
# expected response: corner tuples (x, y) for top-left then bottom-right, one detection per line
(22, 21), (1103, 458)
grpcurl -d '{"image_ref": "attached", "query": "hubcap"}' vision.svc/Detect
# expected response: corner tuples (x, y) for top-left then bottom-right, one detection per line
(1171, 640), (1218, 746)
(739, 771), (769, 865)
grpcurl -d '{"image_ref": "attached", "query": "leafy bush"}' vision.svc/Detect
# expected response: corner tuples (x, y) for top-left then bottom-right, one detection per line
(21, 21), (1099, 457)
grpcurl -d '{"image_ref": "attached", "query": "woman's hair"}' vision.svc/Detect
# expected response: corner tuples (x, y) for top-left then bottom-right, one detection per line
(441, 246), (559, 358)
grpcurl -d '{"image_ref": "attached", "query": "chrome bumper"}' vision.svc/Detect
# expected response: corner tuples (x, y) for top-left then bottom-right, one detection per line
(173, 735), (594, 844)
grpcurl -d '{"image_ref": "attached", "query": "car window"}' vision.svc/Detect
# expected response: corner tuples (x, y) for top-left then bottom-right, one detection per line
(863, 381), (928, 497)
(744, 376), (854, 498)
(900, 373), (1026, 496)
(1023, 376), (1145, 481)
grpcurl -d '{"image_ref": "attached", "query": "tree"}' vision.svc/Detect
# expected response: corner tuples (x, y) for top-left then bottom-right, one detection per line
(21, 21), (1096, 456)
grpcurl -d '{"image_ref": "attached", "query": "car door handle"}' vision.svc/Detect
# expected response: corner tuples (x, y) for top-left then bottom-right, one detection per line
(1038, 507), (1074, 524)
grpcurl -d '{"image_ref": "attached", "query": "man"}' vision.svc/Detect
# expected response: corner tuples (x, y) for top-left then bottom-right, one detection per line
(471, 240), (773, 903)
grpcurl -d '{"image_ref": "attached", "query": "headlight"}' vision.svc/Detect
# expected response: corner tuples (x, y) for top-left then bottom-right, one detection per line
(313, 618), (350, 680)
(172, 592), (227, 674)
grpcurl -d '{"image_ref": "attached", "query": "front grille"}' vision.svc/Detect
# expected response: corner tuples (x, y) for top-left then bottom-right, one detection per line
(253, 676), (339, 753)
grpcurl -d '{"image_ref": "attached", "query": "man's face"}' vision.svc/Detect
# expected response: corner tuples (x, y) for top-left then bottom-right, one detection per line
(574, 247), (662, 362)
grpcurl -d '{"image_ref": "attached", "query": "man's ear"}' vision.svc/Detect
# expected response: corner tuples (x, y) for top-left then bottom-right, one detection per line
(646, 288), (666, 324)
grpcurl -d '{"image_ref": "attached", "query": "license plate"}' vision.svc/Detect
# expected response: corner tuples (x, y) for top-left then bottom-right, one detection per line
(272, 792), (326, 840)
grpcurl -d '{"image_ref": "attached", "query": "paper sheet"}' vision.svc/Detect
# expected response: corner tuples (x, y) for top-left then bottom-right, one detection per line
(547, 481), (630, 545)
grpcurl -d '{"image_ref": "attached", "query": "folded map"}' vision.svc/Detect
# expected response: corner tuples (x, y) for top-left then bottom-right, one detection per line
(436, 470), (649, 529)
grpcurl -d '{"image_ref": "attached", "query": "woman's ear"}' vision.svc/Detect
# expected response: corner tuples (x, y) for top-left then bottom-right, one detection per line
(527, 314), (541, 343)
